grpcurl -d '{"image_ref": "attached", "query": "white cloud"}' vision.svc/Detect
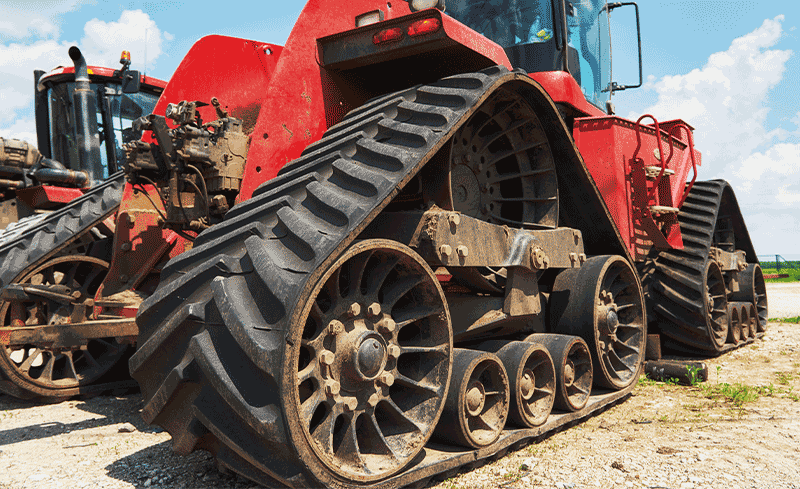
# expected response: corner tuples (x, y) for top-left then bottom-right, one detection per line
(632, 16), (799, 254)
(0, 1), (86, 40)
(0, 10), (168, 145)
(0, 118), (37, 143)
(634, 16), (792, 179)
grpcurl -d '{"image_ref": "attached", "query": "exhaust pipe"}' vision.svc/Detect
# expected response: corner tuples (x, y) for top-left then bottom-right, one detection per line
(68, 46), (103, 185)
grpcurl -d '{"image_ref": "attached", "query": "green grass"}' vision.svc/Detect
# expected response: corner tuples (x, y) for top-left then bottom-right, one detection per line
(762, 267), (800, 283)
(772, 316), (800, 324)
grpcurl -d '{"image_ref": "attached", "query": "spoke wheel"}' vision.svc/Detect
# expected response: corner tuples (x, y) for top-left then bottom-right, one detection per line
(447, 87), (558, 293)
(287, 240), (452, 482)
(433, 349), (509, 448)
(703, 260), (729, 350)
(0, 255), (128, 397)
(550, 255), (646, 390)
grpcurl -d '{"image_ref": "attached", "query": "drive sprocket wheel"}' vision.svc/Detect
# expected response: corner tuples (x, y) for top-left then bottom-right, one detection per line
(447, 87), (558, 293)
(287, 239), (452, 483)
(0, 255), (129, 399)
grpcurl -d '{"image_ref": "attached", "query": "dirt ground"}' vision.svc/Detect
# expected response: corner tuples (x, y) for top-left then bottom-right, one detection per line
(0, 320), (798, 489)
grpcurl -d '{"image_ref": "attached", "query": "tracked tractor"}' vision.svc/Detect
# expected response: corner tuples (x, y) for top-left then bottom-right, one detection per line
(0, 0), (766, 486)
(0, 47), (165, 399)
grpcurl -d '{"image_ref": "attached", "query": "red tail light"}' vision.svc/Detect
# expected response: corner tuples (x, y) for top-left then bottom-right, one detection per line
(407, 18), (441, 37)
(373, 27), (403, 45)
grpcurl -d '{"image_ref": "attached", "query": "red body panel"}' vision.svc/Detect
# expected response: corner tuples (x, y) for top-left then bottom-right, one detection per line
(529, 71), (604, 117)
(15, 185), (84, 209)
(573, 116), (701, 260)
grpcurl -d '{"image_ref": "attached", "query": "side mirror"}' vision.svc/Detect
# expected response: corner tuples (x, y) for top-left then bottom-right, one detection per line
(121, 70), (141, 94)
(606, 2), (642, 93)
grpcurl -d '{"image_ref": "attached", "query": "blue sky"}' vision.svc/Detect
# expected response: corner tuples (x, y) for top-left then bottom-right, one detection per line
(1, 1), (798, 258)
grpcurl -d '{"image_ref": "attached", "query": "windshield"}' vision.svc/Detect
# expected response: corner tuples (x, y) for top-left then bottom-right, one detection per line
(446, 0), (611, 109)
(48, 82), (159, 178)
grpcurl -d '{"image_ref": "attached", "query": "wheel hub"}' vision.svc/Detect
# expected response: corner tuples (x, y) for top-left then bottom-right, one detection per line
(465, 380), (486, 416)
(563, 360), (575, 387)
(355, 334), (387, 380)
(519, 368), (535, 400)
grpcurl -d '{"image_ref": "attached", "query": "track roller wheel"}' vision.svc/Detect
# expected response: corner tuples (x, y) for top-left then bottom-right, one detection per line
(289, 239), (452, 483)
(447, 87), (558, 293)
(726, 304), (741, 345)
(433, 349), (509, 448)
(0, 255), (129, 400)
(741, 303), (757, 340)
(476, 340), (554, 427)
(526, 334), (592, 412)
(704, 260), (730, 350)
(550, 255), (646, 390)
(731, 264), (767, 332)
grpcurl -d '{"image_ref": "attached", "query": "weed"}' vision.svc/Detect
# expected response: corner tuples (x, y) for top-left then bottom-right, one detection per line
(699, 382), (761, 407)
(686, 365), (703, 386)
(773, 316), (800, 323)
(776, 372), (795, 385)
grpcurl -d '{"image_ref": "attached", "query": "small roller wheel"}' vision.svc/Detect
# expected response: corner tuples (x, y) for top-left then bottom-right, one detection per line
(726, 304), (741, 345)
(742, 303), (757, 340)
(704, 260), (730, 350)
(549, 255), (646, 390)
(477, 340), (555, 427)
(731, 264), (767, 332)
(526, 334), (592, 412)
(433, 349), (509, 448)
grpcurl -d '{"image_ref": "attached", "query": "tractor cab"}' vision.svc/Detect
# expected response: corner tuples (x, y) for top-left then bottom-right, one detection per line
(447, 0), (640, 111)
(34, 50), (166, 182)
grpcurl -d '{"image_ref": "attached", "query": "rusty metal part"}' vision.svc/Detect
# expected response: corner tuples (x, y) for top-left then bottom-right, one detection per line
(709, 247), (747, 272)
(476, 340), (554, 428)
(730, 263), (767, 333)
(726, 304), (742, 345)
(0, 318), (137, 348)
(0, 255), (131, 397)
(0, 137), (41, 169)
(705, 260), (730, 349)
(433, 349), (509, 448)
(526, 334), (592, 412)
(645, 334), (661, 361)
(446, 87), (559, 293)
(644, 360), (708, 385)
(291, 240), (452, 482)
(550, 255), (646, 390)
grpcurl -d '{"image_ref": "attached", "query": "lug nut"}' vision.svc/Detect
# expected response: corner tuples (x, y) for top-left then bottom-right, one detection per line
(319, 350), (335, 366)
(439, 245), (452, 257)
(457, 245), (469, 258)
(342, 398), (358, 412)
(578, 253), (587, 264)
(378, 318), (396, 335)
(324, 380), (340, 397)
(348, 303), (361, 317)
(367, 303), (381, 317)
(327, 319), (344, 336)
(120, 242), (132, 252)
(448, 213), (461, 226)
(379, 372), (395, 387)
(388, 345), (402, 359)
(368, 393), (381, 408)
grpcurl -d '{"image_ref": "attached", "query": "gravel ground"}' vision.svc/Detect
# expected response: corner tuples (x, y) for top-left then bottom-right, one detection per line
(0, 319), (798, 488)
(766, 283), (800, 319)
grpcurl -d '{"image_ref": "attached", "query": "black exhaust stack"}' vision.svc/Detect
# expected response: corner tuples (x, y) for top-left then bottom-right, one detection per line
(68, 46), (102, 185)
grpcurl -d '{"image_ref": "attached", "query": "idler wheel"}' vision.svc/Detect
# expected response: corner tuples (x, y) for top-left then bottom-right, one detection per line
(289, 239), (452, 482)
(549, 255), (646, 390)
(476, 340), (555, 427)
(703, 260), (730, 350)
(726, 304), (742, 345)
(731, 263), (767, 333)
(433, 349), (509, 448)
(526, 334), (592, 412)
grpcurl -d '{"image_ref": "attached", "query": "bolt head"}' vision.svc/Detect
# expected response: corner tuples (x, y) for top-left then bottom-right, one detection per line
(121, 242), (132, 252)
(324, 380), (340, 397)
(439, 244), (452, 257)
(448, 214), (461, 226)
(388, 345), (402, 359)
(367, 302), (381, 317)
(342, 398), (358, 412)
(328, 319), (344, 336)
(348, 303), (361, 317)
(367, 393), (381, 408)
(379, 372), (395, 387)
(319, 350), (335, 366)
(378, 318), (396, 335)
(119, 274), (129, 283)
(456, 245), (469, 257)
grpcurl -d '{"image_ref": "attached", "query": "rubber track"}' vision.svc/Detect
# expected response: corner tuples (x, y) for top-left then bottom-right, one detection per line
(649, 180), (752, 351)
(133, 66), (625, 488)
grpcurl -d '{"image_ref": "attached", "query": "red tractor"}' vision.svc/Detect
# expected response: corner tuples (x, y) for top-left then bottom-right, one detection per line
(0, 47), (165, 398)
(0, 0), (766, 487)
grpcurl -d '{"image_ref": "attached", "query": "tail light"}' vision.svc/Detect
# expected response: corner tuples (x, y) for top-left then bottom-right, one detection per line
(408, 18), (441, 37)
(373, 27), (403, 45)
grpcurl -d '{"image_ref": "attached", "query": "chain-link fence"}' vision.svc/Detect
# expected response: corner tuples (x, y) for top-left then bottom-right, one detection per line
(758, 255), (800, 271)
